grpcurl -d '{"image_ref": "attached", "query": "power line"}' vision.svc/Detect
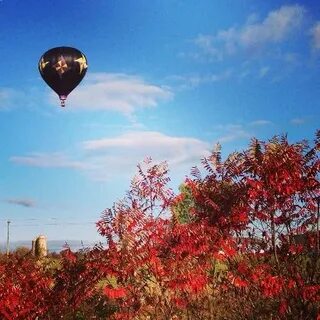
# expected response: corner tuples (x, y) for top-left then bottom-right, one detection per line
(10, 221), (97, 227)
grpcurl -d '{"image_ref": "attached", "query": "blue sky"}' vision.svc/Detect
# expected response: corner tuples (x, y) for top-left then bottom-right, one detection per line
(0, 0), (319, 243)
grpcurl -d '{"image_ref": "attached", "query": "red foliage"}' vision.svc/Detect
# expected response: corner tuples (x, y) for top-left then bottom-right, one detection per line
(0, 255), (52, 319)
(104, 286), (128, 299)
(0, 132), (319, 319)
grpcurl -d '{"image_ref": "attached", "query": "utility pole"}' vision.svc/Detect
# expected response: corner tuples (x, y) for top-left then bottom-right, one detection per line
(6, 220), (10, 257)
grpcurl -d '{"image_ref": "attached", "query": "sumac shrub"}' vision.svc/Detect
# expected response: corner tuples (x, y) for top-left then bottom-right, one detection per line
(0, 131), (319, 319)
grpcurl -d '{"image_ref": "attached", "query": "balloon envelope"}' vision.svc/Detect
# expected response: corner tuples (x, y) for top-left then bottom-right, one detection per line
(39, 47), (88, 107)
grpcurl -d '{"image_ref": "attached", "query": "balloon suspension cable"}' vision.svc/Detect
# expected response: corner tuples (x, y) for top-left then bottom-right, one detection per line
(59, 96), (67, 107)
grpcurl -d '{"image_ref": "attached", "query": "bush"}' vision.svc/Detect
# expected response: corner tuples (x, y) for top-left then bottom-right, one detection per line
(0, 131), (319, 319)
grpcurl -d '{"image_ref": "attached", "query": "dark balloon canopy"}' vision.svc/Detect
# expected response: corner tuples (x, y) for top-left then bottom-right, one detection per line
(39, 47), (88, 107)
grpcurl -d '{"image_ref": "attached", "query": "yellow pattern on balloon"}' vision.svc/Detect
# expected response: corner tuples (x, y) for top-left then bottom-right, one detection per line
(75, 55), (88, 74)
(39, 57), (49, 73)
(53, 56), (69, 75)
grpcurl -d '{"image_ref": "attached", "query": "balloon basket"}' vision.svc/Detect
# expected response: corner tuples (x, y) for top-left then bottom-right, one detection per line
(59, 96), (67, 107)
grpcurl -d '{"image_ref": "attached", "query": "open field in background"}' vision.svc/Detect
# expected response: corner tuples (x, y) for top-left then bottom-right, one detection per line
(0, 240), (99, 253)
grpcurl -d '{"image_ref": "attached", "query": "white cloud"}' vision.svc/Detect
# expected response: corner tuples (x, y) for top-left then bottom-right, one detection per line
(0, 88), (12, 109)
(209, 124), (252, 144)
(290, 118), (306, 125)
(239, 5), (305, 49)
(59, 73), (172, 115)
(311, 21), (320, 51)
(249, 120), (272, 126)
(83, 131), (203, 151)
(0, 87), (48, 112)
(167, 70), (232, 89)
(83, 131), (211, 175)
(0, 88), (21, 110)
(217, 130), (251, 143)
(11, 131), (211, 182)
(2, 74), (172, 116)
(193, 34), (223, 60)
(193, 5), (305, 60)
(10, 152), (91, 170)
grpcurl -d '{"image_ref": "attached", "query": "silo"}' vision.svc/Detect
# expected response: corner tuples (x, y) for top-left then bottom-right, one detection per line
(35, 235), (47, 258)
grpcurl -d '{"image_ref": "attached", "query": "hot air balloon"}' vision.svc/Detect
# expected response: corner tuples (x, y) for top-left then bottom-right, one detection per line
(38, 47), (88, 107)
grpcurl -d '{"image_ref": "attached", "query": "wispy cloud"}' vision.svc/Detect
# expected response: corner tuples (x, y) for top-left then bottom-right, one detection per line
(249, 120), (272, 126)
(167, 70), (232, 89)
(11, 131), (211, 182)
(2, 73), (172, 116)
(0, 88), (25, 110)
(5, 198), (36, 208)
(0, 87), (49, 112)
(290, 117), (306, 125)
(191, 5), (305, 61)
(0, 88), (13, 110)
(238, 5), (305, 50)
(217, 129), (251, 143)
(10, 152), (91, 170)
(209, 124), (252, 144)
(58, 73), (172, 116)
(311, 21), (320, 51)
(258, 66), (270, 78)
(85, 132), (211, 181)
(11, 124), (273, 182)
